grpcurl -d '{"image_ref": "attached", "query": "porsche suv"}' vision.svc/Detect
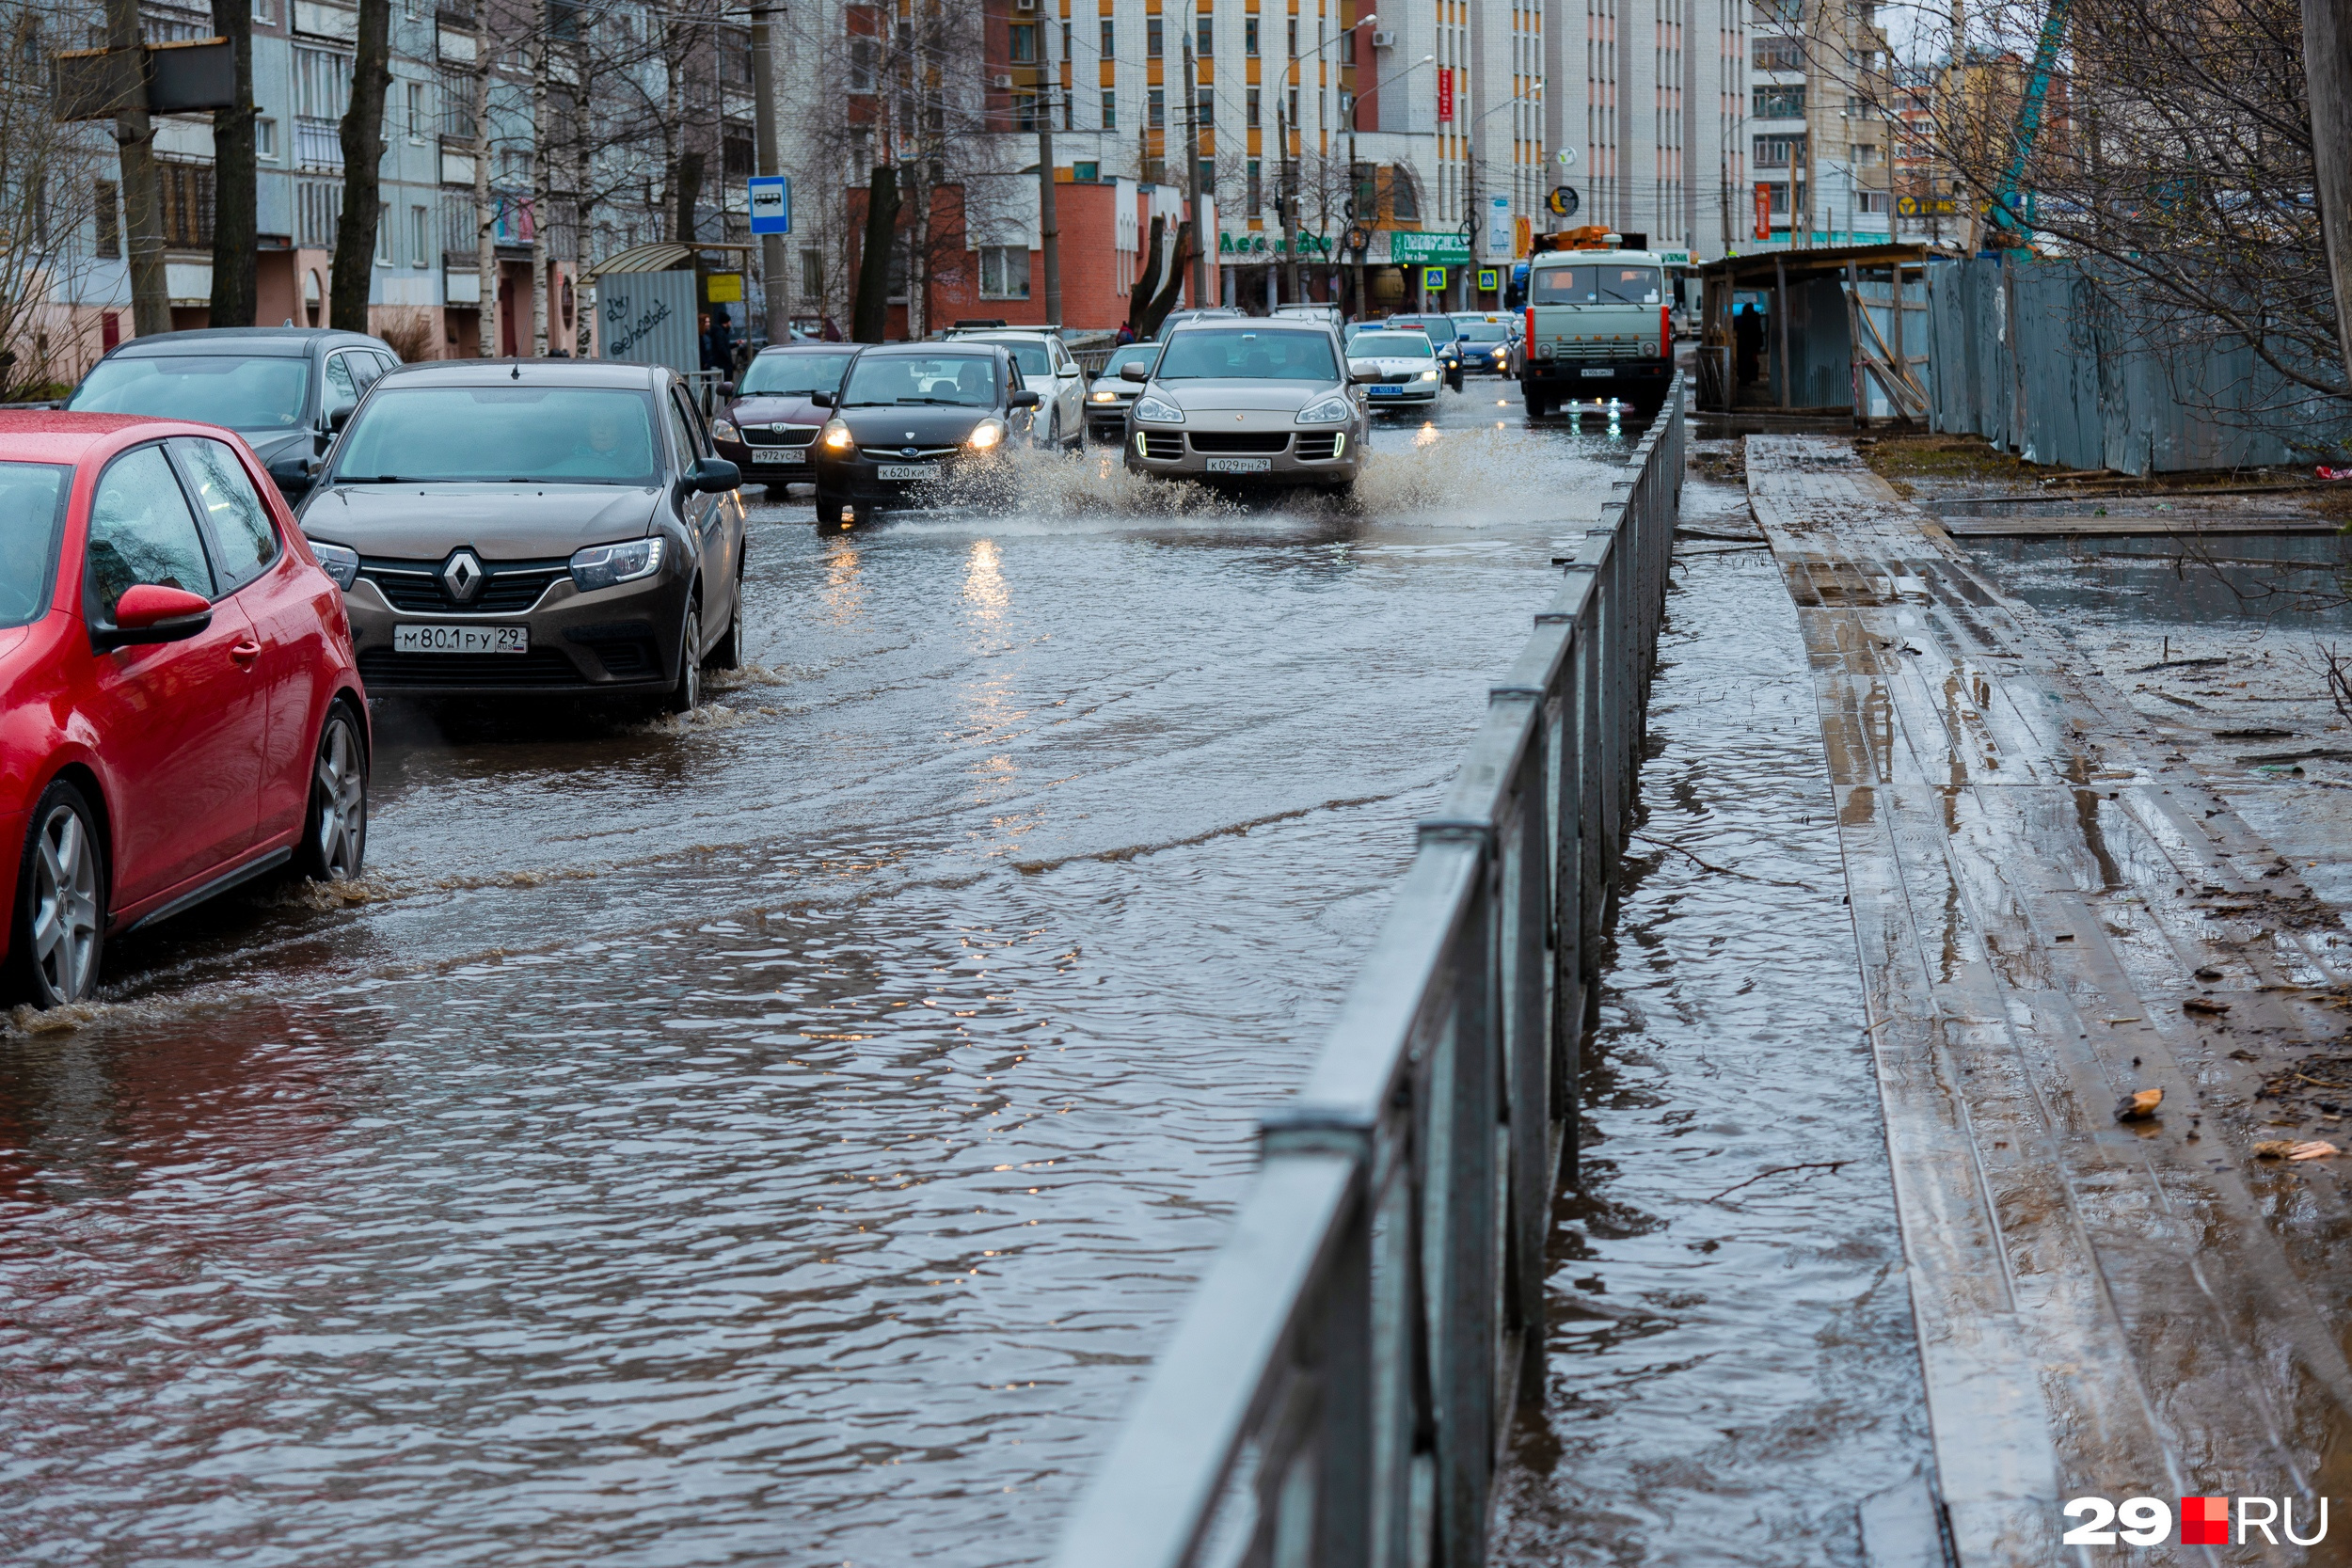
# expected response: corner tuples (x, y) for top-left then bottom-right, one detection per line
(1118, 319), (1375, 492)
(296, 361), (745, 709)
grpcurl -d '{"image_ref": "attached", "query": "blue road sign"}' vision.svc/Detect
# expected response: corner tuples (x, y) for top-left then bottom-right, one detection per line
(748, 176), (791, 235)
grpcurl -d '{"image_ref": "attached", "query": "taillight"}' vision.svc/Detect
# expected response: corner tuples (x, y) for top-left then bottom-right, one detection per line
(1661, 304), (1672, 356)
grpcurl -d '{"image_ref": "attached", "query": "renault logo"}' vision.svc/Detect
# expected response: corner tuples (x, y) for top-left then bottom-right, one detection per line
(442, 549), (485, 603)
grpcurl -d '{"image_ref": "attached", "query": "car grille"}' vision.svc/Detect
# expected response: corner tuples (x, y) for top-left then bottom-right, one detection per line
(742, 425), (818, 448)
(359, 556), (570, 614)
(1295, 433), (1343, 461)
(358, 647), (587, 688)
(858, 445), (961, 462)
(1545, 341), (1631, 362)
(1136, 432), (1184, 460)
(1188, 433), (1292, 454)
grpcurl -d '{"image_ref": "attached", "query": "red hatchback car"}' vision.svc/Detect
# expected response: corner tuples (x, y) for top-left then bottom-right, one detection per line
(0, 413), (369, 1007)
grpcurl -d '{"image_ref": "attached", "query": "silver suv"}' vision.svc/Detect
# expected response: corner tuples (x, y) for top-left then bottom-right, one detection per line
(1119, 319), (1374, 494)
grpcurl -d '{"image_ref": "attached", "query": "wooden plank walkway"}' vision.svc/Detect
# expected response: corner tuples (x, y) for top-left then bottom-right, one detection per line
(1747, 436), (2352, 1565)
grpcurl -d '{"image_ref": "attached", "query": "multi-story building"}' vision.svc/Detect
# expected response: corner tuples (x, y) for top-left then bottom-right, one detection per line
(1739, 0), (1893, 249)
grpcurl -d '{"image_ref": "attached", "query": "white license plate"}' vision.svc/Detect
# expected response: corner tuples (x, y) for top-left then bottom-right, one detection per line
(1581, 367), (1615, 378)
(753, 450), (805, 465)
(1205, 457), (1272, 474)
(393, 624), (530, 655)
(876, 464), (932, 481)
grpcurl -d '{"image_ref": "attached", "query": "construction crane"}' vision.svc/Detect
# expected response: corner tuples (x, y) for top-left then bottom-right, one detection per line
(1983, 0), (2074, 251)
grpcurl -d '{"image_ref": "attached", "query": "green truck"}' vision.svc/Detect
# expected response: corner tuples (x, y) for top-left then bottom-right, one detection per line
(1513, 245), (1677, 419)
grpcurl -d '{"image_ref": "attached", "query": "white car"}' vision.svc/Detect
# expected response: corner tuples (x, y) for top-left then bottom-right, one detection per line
(1271, 303), (1344, 329)
(1087, 341), (1159, 441)
(1346, 328), (1445, 410)
(957, 330), (1085, 451)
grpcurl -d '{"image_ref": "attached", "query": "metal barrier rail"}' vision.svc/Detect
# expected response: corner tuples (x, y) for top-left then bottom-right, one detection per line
(1051, 373), (1687, 1568)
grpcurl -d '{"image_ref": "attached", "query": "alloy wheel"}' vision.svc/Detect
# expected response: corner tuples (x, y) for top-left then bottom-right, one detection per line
(312, 713), (367, 879)
(30, 803), (99, 1003)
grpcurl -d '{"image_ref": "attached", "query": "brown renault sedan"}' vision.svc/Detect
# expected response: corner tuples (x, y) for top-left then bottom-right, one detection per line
(294, 360), (745, 710)
(1120, 318), (1375, 494)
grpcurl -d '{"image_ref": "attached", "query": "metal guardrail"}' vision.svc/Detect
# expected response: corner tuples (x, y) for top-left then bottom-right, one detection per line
(1052, 373), (1687, 1568)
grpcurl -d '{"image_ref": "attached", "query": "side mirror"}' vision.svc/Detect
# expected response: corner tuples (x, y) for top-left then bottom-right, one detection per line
(1118, 362), (1151, 383)
(1347, 358), (1385, 384)
(809, 389), (834, 408)
(1009, 388), (1043, 410)
(95, 583), (213, 651)
(717, 381), (736, 399)
(326, 404), (354, 433)
(268, 452), (320, 488)
(690, 457), (741, 494)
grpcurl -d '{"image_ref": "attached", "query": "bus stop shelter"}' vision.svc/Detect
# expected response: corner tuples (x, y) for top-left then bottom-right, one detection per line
(1695, 243), (1936, 420)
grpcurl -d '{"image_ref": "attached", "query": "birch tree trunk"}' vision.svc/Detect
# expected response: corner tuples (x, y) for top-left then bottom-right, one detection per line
(530, 0), (548, 356)
(473, 49), (495, 357)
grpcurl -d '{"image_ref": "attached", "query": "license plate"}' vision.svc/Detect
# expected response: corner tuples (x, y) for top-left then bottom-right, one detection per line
(877, 464), (932, 481)
(753, 449), (805, 465)
(1581, 367), (1614, 378)
(1370, 385), (1403, 395)
(394, 624), (529, 654)
(1204, 457), (1271, 474)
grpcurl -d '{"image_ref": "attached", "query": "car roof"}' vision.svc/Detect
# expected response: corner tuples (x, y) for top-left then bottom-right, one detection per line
(382, 359), (665, 388)
(857, 341), (1006, 356)
(0, 410), (250, 462)
(108, 326), (385, 358)
(755, 342), (853, 355)
(1166, 317), (1329, 334)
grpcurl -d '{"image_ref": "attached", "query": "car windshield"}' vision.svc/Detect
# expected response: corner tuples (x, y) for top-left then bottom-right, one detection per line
(68, 354), (311, 430)
(1155, 329), (1340, 381)
(1350, 332), (1435, 358)
(1454, 322), (1511, 341)
(0, 463), (68, 627)
(1104, 345), (1156, 376)
(1390, 318), (1452, 339)
(330, 387), (660, 483)
(978, 340), (1053, 377)
(739, 352), (853, 396)
(1530, 264), (1664, 305)
(840, 355), (999, 407)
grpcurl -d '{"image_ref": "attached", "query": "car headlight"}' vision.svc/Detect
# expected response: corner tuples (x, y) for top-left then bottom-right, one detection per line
(1420, 369), (1440, 381)
(1491, 346), (1508, 359)
(307, 538), (358, 590)
(968, 418), (1007, 451)
(709, 416), (742, 442)
(1296, 395), (1352, 424)
(1089, 389), (1120, 404)
(1134, 392), (1184, 424)
(568, 536), (665, 592)
(821, 419), (853, 450)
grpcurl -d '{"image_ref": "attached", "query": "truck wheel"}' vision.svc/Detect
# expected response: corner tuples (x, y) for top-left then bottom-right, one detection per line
(1524, 392), (1549, 419)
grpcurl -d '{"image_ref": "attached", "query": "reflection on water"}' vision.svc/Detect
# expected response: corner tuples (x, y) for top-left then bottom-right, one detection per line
(1491, 539), (1931, 1567)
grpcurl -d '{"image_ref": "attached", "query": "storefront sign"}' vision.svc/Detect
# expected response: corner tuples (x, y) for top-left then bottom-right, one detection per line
(1388, 230), (1470, 265)
(1438, 69), (1454, 122)
(1217, 230), (1337, 258)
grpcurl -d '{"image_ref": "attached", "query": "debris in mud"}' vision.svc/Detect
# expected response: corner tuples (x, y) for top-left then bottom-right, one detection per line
(2254, 1139), (2338, 1161)
(2196, 966), (2225, 981)
(2185, 997), (2233, 1016)
(2115, 1087), (2166, 1121)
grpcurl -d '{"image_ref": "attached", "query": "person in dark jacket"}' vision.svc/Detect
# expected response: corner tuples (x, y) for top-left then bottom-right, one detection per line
(703, 305), (735, 372)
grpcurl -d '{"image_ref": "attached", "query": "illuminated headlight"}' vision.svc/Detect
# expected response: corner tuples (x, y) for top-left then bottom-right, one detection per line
(1419, 369), (1440, 382)
(968, 418), (1007, 451)
(1134, 393), (1184, 424)
(1295, 395), (1352, 425)
(821, 419), (853, 450)
(307, 538), (358, 590)
(708, 416), (742, 442)
(568, 536), (665, 592)
(1491, 346), (1508, 359)
(1089, 389), (1120, 404)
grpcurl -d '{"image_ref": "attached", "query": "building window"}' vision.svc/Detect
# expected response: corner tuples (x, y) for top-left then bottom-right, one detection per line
(1009, 23), (1037, 63)
(848, 36), (874, 92)
(255, 116), (278, 160)
(296, 180), (342, 248)
(1101, 87), (1116, 129)
(978, 245), (1030, 300)
(1753, 35), (1801, 71)
(1342, 27), (1354, 64)
(1196, 87), (1213, 126)
(1753, 85), (1804, 118)
(406, 81), (426, 141)
(94, 179), (119, 258)
(1196, 12), (1212, 55)
(1245, 16), (1258, 55)
(1014, 93), (1038, 131)
(1389, 166), (1419, 220)
(1339, 88), (1354, 124)
(1752, 134), (1804, 167)
(374, 200), (392, 262)
(1247, 87), (1259, 127)
(1100, 17), (1113, 57)
(1247, 158), (1261, 214)
(411, 203), (430, 265)
(1858, 189), (1890, 214)
(252, 0), (278, 22)
(158, 162), (215, 247)
(1146, 17), (1161, 57)
(1148, 87), (1164, 127)
(800, 247), (824, 301)
(1197, 157), (1214, 192)
(723, 122), (755, 179)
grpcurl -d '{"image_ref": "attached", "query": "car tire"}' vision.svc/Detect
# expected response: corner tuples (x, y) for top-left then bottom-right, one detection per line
(296, 704), (368, 882)
(707, 558), (745, 671)
(666, 600), (703, 714)
(8, 779), (105, 1008)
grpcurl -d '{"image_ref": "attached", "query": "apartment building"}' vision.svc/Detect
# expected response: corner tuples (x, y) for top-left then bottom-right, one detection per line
(1740, 0), (1894, 248)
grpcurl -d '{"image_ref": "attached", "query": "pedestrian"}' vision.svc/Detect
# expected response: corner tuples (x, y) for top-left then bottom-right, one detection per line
(1115, 321), (1136, 346)
(703, 305), (735, 373)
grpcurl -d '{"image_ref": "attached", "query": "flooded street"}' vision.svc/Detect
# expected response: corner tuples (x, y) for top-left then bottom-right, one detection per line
(1, 391), (1645, 1565)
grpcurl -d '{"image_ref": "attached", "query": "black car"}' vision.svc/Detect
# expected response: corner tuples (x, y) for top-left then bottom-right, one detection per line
(809, 342), (1041, 526)
(63, 326), (401, 506)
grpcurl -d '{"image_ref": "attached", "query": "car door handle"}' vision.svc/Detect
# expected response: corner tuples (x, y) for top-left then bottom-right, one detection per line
(230, 639), (262, 664)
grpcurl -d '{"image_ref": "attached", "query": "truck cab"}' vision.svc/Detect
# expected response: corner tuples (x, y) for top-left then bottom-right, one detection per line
(1513, 241), (1677, 418)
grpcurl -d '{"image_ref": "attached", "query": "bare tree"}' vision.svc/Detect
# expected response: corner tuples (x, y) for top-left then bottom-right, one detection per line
(207, 0), (256, 325)
(329, 0), (392, 331)
(0, 0), (111, 392)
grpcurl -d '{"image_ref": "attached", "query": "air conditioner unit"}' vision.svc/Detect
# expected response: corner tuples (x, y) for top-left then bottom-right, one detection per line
(993, 73), (1015, 87)
(1013, 0), (1037, 10)
(1370, 28), (1396, 47)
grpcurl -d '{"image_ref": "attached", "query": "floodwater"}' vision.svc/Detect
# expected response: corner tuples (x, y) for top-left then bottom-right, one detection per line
(0, 388), (1652, 1566)
(1490, 475), (1933, 1567)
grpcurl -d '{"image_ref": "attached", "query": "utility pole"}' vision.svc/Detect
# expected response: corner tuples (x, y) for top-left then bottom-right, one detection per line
(1184, 24), (1206, 307)
(2305, 0), (2352, 390)
(1279, 99), (1300, 303)
(750, 1), (790, 345)
(100, 0), (168, 336)
(1039, 18), (1062, 326)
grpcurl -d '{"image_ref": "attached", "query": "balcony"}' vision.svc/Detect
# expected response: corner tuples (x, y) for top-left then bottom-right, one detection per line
(294, 116), (342, 172)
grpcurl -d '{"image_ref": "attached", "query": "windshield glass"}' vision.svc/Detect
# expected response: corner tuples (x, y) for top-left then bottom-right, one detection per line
(978, 340), (1053, 377)
(1350, 332), (1436, 357)
(69, 354), (311, 430)
(739, 352), (853, 396)
(840, 354), (999, 407)
(1530, 264), (1665, 305)
(1454, 322), (1510, 341)
(1155, 329), (1340, 382)
(1103, 345), (1156, 376)
(331, 387), (660, 483)
(0, 463), (68, 627)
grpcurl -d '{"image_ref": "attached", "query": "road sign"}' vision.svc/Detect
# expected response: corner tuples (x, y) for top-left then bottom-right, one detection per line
(1477, 267), (1500, 292)
(1546, 185), (1581, 217)
(747, 176), (791, 235)
(706, 272), (744, 303)
(1421, 266), (1448, 292)
(1555, 148), (1578, 166)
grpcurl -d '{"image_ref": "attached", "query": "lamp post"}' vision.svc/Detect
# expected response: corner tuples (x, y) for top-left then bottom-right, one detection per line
(1278, 15), (1371, 306)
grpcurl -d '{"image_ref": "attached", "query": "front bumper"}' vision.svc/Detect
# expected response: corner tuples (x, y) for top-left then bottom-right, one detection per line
(813, 446), (1007, 510)
(1362, 379), (1441, 408)
(1121, 423), (1363, 485)
(1522, 356), (1674, 399)
(716, 434), (819, 483)
(1085, 397), (1136, 435)
(344, 558), (691, 696)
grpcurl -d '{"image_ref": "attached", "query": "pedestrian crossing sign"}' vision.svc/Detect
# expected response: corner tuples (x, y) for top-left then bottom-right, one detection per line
(1421, 266), (1447, 291)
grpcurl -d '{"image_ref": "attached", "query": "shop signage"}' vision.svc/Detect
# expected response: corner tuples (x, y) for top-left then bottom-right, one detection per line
(1438, 69), (1454, 121)
(1388, 230), (1470, 265)
(1546, 185), (1580, 217)
(1217, 230), (1338, 257)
